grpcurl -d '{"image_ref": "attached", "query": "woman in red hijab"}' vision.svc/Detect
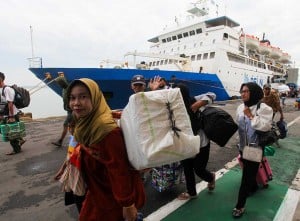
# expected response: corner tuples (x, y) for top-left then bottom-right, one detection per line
(66, 78), (145, 221)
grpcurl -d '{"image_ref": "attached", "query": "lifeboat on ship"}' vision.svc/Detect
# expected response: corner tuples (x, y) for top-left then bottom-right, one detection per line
(258, 41), (271, 55)
(269, 46), (282, 60)
(279, 52), (291, 63)
(240, 34), (259, 50)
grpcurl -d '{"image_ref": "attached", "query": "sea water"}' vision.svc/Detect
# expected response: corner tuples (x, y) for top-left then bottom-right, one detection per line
(22, 87), (66, 119)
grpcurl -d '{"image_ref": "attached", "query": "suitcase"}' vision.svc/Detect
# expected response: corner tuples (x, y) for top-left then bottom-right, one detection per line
(256, 157), (273, 188)
(237, 155), (273, 188)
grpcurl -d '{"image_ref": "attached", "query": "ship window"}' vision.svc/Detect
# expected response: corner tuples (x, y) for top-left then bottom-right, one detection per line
(183, 32), (189, 37)
(156, 61), (160, 66)
(212, 39), (216, 44)
(169, 59), (173, 64)
(203, 53), (208, 59)
(184, 45), (187, 49)
(160, 60), (164, 65)
(189, 30), (195, 36)
(164, 59), (168, 65)
(167, 37), (171, 42)
(200, 42), (203, 46)
(177, 47), (180, 51)
(196, 28), (202, 34)
(162, 39), (166, 43)
(197, 54), (202, 60)
(172, 35), (177, 40)
(177, 33), (183, 39)
(194, 43), (197, 48)
(223, 33), (229, 39)
(171, 48), (174, 52)
(209, 52), (215, 59)
(149, 61), (153, 66)
(191, 55), (196, 61)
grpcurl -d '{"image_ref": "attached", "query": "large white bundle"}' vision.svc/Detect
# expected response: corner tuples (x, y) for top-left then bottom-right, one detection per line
(120, 88), (200, 170)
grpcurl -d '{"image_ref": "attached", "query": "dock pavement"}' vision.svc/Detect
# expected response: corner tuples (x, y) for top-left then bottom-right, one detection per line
(0, 98), (299, 221)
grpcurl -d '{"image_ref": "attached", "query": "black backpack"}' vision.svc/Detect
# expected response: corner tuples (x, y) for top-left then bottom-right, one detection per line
(2, 85), (30, 109)
(195, 106), (238, 147)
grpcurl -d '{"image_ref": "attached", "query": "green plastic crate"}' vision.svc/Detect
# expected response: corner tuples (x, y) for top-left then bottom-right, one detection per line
(0, 122), (26, 142)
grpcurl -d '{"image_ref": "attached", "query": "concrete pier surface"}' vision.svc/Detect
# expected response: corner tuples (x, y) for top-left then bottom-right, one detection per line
(0, 98), (299, 221)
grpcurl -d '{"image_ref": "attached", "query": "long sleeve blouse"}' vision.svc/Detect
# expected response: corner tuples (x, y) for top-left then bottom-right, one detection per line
(236, 102), (273, 150)
(194, 92), (216, 147)
(79, 127), (145, 221)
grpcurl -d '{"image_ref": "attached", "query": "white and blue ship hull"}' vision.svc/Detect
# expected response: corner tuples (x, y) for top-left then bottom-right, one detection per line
(29, 67), (229, 109)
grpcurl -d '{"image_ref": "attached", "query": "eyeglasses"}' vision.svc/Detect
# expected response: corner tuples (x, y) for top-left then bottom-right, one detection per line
(240, 90), (249, 94)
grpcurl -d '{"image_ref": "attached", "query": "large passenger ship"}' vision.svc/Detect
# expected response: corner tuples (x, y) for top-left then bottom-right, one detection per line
(28, 0), (293, 109)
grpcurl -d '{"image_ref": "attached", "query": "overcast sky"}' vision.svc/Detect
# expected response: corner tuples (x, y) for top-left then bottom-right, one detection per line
(1, 0), (299, 86)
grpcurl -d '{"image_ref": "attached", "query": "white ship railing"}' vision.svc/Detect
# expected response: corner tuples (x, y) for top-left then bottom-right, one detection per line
(28, 57), (43, 68)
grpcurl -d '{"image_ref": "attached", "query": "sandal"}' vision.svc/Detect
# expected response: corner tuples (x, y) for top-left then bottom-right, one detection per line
(20, 139), (26, 146)
(51, 140), (62, 147)
(207, 172), (216, 191)
(177, 192), (197, 200)
(232, 208), (245, 218)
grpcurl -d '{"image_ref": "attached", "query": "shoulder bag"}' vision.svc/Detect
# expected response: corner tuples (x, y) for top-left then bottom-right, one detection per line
(255, 102), (279, 147)
(195, 106), (238, 147)
(242, 117), (263, 162)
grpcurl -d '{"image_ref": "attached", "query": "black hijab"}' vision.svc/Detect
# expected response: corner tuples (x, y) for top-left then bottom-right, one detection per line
(175, 83), (199, 134)
(175, 83), (192, 112)
(240, 82), (264, 107)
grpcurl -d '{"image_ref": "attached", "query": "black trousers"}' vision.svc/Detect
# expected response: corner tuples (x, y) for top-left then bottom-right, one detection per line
(181, 143), (214, 196)
(235, 158), (260, 209)
(65, 191), (85, 213)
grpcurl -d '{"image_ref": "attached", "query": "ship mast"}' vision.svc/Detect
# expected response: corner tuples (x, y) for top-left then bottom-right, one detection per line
(30, 25), (35, 58)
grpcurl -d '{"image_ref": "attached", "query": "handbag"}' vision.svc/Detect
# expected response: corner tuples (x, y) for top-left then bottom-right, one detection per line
(59, 161), (86, 196)
(243, 145), (263, 162)
(256, 127), (278, 147)
(255, 102), (279, 147)
(59, 146), (86, 196)
(151, 162), (183, 192)
(242, 117), (263, 162)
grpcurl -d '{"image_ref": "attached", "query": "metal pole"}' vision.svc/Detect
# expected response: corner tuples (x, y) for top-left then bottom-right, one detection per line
(30, 25), (34, 58)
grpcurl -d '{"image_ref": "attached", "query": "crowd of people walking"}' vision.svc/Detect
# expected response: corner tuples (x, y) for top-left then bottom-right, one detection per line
(0, 71), (290, 220)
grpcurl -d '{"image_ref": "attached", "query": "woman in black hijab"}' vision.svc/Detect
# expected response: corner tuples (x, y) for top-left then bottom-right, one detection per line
(232, 82), (273, 218)
(176, 83), (216, 200)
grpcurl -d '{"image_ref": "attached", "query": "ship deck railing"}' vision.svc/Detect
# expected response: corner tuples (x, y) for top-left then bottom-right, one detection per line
(28, 57), (43, 68)
(227, 52), (287, 76)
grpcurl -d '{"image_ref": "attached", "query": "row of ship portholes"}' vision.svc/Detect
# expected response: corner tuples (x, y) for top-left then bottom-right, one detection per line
(161, 28), (203, 43)
(148, 52), (216, 67)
